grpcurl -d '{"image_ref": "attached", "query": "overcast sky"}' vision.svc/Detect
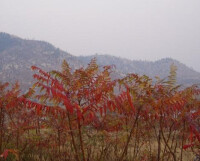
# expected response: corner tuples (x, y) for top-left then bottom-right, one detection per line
(1, 0), (200, 71)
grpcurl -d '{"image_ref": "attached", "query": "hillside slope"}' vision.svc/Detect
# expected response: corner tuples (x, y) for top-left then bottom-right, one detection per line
(0, 32), (82, 90)
(78, 54), (200, 86)
(0, 32), (199, 90)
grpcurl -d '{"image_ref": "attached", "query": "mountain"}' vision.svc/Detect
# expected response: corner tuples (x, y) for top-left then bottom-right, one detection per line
(78, 55), (200, 86)
(0, 32), (82, 90)
(0, 32), (199, 91)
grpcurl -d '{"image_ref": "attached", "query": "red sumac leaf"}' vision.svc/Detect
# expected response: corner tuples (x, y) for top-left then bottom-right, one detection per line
(126, 89), (135, 113)
(77, 109), (82, 120)
(0, 149), (8, 159)
(183, 144), (194, 150)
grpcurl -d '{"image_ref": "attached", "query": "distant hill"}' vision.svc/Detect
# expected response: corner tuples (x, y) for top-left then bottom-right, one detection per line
(0, 32), (82, 90)
(0, 32), (199, 91)
(78, 55), (200, 86)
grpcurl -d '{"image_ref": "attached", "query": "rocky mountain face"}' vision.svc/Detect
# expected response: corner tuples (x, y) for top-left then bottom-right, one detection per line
(0, 32), (82, 90)
(78, 55), (200, 86)
(0, 32), (200, 91)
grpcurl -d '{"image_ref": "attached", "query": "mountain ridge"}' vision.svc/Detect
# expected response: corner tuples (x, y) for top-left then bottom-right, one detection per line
(0, 32), (199, 90)
(0, 32), (82, 90)
(78, 54), (200, 85)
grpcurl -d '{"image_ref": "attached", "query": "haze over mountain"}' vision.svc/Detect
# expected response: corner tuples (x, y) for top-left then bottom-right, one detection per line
(2, 0), (200, 72)
(0, 32), (200, 90)
(0, 32), (81, 90)
(78, 55), (200, 86)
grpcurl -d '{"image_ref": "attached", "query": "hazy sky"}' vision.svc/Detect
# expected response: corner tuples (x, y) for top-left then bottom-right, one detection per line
(1, 0), (200, 72)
